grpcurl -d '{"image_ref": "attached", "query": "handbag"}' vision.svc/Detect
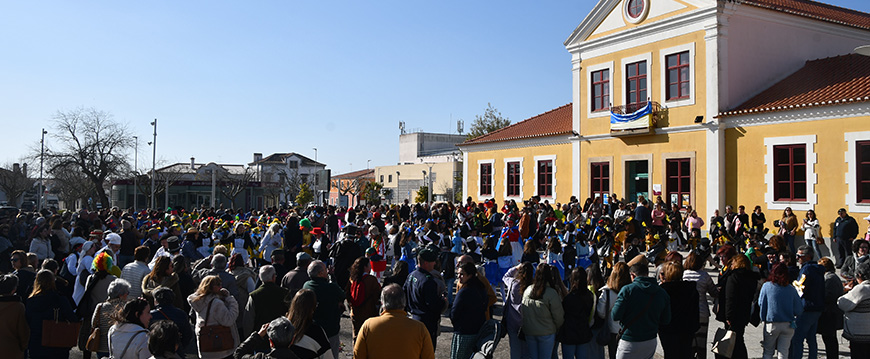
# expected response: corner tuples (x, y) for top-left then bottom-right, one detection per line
(595, 290), (612, 346)
(198, 297), (235, 352)
(42, 308), (81, 348)
(86, 303), (102, 351)
(711, 327), (737, 358)
(616, 292), (655, 341)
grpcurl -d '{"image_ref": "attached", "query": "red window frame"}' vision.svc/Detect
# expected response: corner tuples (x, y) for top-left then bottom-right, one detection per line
(591, 162), (610, 199)
(537, 160), (553, 197)
(773, 144), (807, 201)
(627, 0), (644, 17)
(858, 141), (870, 203)
(507, 162), (521, 197)
(626, 61), (647, 108)
(591, 69), (610, 112)
(480, 163), (492, 196)
(666, 51), (690, 100)
(666, 158), (691, 208)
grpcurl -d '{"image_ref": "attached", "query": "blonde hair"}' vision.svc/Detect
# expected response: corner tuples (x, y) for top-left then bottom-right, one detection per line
(607, 262), (631, 293)
(660, 261), (684, 283)
(192, 275), (222, 302)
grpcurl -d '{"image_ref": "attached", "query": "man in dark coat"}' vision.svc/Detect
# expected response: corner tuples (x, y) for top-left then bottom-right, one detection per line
(834, 208), (860, 268)
(244, 265), (290, 337)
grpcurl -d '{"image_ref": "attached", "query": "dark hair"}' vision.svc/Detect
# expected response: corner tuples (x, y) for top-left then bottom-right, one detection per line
(517, 262), (535, 296)
(716, 244), (737, 265)
(629, 263), (649, 277)
(586, 263), (604, 293)
(684, 251), (704, 271)
(458, 262), (483, 290)
(228, 253), (245, 271)
(153, 286), (176, 306)
(147, 256), (172, 282)
(530, 264), (555, 300)
(41, 258), (59, 273)
(391, 260), (409, 279)
(569, 267), (589, 295)
(852, 239), (869, 254)
(134, 246), (151, 262)
(663, 251), (683, 264)
(148, 320), (179, 356)
(547, 237), (562, 254)
(349, 257), (370, 283)
(768, 263), (790, 286)
(112, 297), (150, 327)
(287, 289), (317, 346)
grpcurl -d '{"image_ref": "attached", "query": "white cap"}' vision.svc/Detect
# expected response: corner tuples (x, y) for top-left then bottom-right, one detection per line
(106, 233), (122, 245)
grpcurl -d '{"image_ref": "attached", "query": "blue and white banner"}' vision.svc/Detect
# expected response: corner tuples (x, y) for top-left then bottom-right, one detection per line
(610, 102), (652, 131)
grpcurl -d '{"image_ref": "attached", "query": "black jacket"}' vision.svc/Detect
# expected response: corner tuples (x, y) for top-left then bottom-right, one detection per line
(659, 280), (700, 336)
(835, 215), (859, 240)
(450, 281), (487, 335)
(234, 332), (300, 359)
(150, 304), (194, 355)
(720, 268), (760, 327)
(558, 289), (595, 345)
(404, 268), (445, 321)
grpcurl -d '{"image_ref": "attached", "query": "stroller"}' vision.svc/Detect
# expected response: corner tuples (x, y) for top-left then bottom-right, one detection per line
(470, 319), (502, 359)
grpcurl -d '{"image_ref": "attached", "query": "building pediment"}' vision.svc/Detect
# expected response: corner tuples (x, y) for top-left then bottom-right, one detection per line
(565, 0), (710, 47)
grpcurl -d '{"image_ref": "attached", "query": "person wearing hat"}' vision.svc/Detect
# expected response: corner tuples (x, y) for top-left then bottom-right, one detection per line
(149, 235), (179, 270)
(72, 241), (98, 305)
(403, 247), (447, 352)
(96, 232), (122, 267)
(281, 252), (312, 298)
(142, 228), (162, 263)
(311, 227), (327, 261)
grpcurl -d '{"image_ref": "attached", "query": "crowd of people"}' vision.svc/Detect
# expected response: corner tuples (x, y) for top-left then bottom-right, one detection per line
(0, 194), (868, 359)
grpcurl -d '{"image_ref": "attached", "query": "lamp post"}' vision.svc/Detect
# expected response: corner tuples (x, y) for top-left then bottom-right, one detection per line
(133, 136), (138, 211)
(150, 119), (157, 210)
(396, 171), (400, 202)
(313, 148), (317, 162)
(367, 159), (371, 170)
(39, 129), (47, 211)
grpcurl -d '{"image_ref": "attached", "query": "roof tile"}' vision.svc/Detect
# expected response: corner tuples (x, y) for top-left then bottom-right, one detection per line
(462, 104), (573, 145)
(735, 0), (870, 30)
(720, 53), (870, 116)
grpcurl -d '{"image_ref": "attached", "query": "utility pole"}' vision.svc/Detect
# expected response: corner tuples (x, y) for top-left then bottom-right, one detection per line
(133, 136), (138, 211)
(150, 119), (157, 210)
(39, 129), (47, 211)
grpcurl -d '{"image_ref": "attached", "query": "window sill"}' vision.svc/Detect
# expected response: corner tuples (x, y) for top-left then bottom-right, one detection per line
(768, 201), (813, 211)
(662, 97), (695, 108)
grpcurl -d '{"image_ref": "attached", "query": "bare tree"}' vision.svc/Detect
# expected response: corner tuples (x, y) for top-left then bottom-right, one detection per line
(219, 167), (256, 209)
(44, 107), (132, 209)
(52, 162), (95, 209)
(136, 166), (187, 208)
(0, 163), (34, 206)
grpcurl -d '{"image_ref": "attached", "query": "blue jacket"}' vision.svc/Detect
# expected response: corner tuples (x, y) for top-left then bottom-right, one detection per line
(25, 291), (77, 358)
(404, 268), (445, 322)
(797, 262), (825, 312)
(758, 281), (803, 322)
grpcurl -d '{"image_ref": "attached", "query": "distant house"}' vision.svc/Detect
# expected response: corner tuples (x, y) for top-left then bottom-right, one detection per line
(249, 152), (327, 206)
(329, 169), (374, 208)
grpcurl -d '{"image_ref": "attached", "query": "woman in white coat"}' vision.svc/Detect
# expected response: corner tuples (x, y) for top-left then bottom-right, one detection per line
(188, 275), (240, 359)
(259, 223), (283, 263)
(107, 297), (151, 359)
(72, 241), (97, 305)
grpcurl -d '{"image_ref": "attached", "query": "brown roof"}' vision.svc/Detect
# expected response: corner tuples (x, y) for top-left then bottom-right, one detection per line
(249, 153), (323, 167)
(734, 0), (870, 30)
(719, 54), (870, 117)
(333, 169), (375, 179)
(461, 104), (573, 146)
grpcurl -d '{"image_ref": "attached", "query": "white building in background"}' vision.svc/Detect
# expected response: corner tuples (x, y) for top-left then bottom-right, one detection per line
(376, 131), (465, 204)
(249, 152), (328, 206)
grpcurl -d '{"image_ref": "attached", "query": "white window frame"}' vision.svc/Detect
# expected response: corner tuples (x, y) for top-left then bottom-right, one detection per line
(845, 131), (870, 213)
(659, 43), (696, 108)
(503, 157), (524, 201)
(533, 155), (558, 199)
(586, 61), (614, 119)
(620, 53), (653, 107)
(763, 135), (817, 211)
(623, 0), (651, 24)
(477, 159), (495, 201)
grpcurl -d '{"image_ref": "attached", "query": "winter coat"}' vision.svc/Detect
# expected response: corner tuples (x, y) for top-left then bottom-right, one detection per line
(120, 261), (151, 299)
(0, 296), (28, 359)
(93, 298), (128, 353)
(720, 268), (760, 327)
(839, 280), (870, 343)
(142, 273), (184, 309)
(29, 236), (54, 261)
(659, 280), (700, 336)
(818, 272), (845, 333)
(450, 282), (487, 335)
(558, 289), (594, 345)
(521, 285), (565, 336)
(107, 322), (149, 359)
(611, 276), (671, 342)
(188, 293), (241, 359)
(25, 291), (77, 358)
(757, 281), (802, 323)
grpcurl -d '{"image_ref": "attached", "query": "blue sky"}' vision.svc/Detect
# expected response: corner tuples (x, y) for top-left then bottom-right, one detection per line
(2, 0), (869, 175)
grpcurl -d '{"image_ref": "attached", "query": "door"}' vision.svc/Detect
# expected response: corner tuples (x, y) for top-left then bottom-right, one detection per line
(625, 160), (649, 203)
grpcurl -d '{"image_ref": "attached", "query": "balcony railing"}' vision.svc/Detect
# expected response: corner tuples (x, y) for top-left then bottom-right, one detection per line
(609, 100), (662, 136)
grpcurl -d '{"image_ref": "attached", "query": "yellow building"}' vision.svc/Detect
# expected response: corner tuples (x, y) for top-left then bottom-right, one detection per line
(565, 0), (870, 220)
(459, 104), (574, 206)
(461, 0), (870, 229)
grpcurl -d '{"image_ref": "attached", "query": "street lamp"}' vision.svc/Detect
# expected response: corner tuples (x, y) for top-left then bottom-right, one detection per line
(313, 148), (317, 162)
(150, 119), (157, 210)
(133, 136), (138, 211)
(367, 159), (371, 170)
(396, 171), (400, 202)
(39, 129), (47, 211)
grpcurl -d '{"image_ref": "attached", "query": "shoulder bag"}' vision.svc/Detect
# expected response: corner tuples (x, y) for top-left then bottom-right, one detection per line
(85, 303), (102, 351)
(42, 307), (81, 348)
(198, 297), (234, 352)
(595, 289), (612, 346)
(616, 292), (655, 341)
